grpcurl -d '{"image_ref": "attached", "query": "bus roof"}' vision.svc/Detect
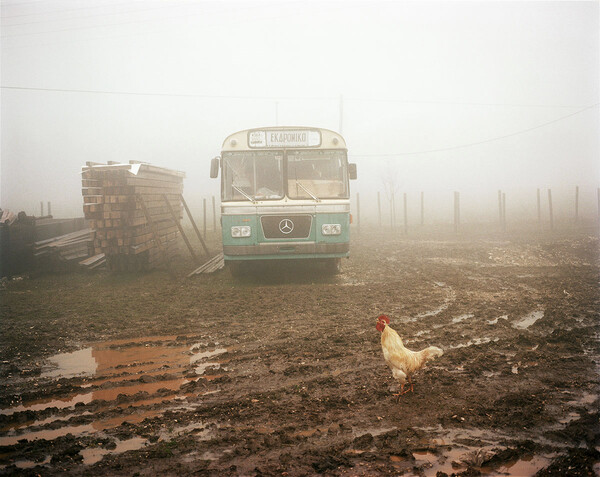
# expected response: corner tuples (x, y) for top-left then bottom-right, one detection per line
(221, 127), (347, 152)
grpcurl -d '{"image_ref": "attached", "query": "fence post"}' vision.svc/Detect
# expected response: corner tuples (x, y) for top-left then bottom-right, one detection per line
(391, 192), (396, 230)
(48, 201), (52, 217)
(502, 192), (507, 232)
(454, 191), (460, 233)
(377, 192), (381, 227)
(203, 198), (207, 239)
(498, 190), (502, 227)
(575, 186), (579, 224)
(356, 192), (360, 233)
(403, 192), (408, 234)
(537, 188), (541, 228)
(548, 189), (554, 231)
(40, 201), (44, 217)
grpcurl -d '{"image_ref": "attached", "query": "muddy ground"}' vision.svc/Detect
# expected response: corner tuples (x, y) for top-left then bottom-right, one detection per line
(1, 226), (599, 476)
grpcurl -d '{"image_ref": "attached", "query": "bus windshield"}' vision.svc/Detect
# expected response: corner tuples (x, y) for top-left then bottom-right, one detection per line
(223, 151), (284, 201)
(287, 150), (348, 199)
(222, 149), (348, 201)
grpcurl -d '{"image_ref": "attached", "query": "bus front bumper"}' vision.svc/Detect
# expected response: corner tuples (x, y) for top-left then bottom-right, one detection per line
(223, 242), (349, 260)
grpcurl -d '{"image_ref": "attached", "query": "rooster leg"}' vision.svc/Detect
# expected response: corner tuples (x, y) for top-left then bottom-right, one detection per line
(408, 376), (414, 393)
(391, 383), (406, 401)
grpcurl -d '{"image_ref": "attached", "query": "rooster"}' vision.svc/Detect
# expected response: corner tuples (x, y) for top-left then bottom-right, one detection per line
(376, 315), (443, 399)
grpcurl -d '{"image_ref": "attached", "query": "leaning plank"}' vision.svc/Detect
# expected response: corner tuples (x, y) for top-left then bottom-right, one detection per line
(162, 194), (199, 265)
(80, 253), (106, 267)
(187, 252), (225, 277)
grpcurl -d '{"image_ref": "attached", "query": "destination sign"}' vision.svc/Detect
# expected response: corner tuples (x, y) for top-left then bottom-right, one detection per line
(248, 129), (321, 148)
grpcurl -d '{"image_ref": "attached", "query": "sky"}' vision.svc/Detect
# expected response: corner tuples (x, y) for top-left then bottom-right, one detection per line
(1, 0), (598, 222)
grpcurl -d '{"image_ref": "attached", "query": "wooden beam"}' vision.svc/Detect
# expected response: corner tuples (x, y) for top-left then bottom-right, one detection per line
(163, 194), (199, 265)
(180, 195), (210, 256)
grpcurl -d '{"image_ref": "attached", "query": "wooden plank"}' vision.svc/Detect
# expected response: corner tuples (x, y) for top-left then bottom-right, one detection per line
(181, 195), (210, 256)
(187, 253), (224, 277)
(162, 194), (199, 264)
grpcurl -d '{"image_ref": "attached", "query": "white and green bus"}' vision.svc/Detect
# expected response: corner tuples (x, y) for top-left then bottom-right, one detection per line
(210, 127), (357, 274)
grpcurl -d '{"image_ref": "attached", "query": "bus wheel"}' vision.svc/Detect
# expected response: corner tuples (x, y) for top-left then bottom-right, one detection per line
(325, 258), (342, 275)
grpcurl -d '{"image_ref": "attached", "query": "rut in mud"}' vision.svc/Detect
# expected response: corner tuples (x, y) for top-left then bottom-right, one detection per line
(0, 228), (599, 476)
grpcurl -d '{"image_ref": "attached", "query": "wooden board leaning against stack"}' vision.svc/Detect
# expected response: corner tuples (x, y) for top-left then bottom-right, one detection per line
(82, 161), (186, 271)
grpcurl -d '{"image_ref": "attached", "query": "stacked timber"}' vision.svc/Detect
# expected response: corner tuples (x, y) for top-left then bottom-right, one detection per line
(82, 161), (185, 271)
(33, 228), (95, 266)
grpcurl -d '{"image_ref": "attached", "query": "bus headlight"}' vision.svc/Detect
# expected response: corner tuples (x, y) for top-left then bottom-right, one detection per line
(231, 226), (251, 237)
(322, 224), (341, 236)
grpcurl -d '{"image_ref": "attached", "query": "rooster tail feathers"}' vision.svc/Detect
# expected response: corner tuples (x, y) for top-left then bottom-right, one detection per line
(422, 346), (444, 361)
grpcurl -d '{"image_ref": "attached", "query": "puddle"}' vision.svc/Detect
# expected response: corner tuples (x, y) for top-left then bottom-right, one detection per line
(566, 391), (598, 407)
(1, 424), (96, 447)
(352, 427), (396, 439)
(559, 411), (580, 424)
(190, 348), (228, 377)
(295, 427), (329, 438)
(80, 437), (147, 465)
(1, 411), (91, 432)
(0, 336), (231, 452)
(411, 426), (557, 476)
(1, 378), (187, 417)
(416, 450), (464, 477)
(487, 315), (508, 325)
(448, 337), (498, 349)
(452, 313), (474, 324)
(490, 455), (551, 475)
(8, 456), (51, 470)
(513, 309), (544, 330)
(482, 371), (501, 378)
(415, 303), (449, 319)
(2, 336), (231, 416)
(407, 283), (455, 321)
(42, 348), (98, 378)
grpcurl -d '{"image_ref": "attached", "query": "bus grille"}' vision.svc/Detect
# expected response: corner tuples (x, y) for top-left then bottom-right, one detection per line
(260, 215), (312, 239)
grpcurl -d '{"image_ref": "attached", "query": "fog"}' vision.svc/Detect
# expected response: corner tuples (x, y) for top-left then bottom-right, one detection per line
(1, 0), (598, 224)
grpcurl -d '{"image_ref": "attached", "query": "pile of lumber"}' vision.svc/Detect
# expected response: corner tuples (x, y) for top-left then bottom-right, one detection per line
(0, 210), (17, 225)
(33, 228), (95, 265)
(82, 161), (185, 271)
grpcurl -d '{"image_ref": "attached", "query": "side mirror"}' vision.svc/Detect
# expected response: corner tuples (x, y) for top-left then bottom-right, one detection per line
(348, 163), (357, 180)
(210, 156), (220, 178)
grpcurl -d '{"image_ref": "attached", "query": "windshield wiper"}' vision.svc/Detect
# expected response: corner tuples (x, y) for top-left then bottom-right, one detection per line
(295, 182), (320, 202)
(232, 184), (256, 203)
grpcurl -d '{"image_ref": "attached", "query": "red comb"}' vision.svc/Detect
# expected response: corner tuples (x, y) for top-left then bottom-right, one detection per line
(378, 315), (390, 324)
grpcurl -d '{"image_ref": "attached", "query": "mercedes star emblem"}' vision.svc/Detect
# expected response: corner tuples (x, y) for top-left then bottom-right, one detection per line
(279, 218), (294, 234)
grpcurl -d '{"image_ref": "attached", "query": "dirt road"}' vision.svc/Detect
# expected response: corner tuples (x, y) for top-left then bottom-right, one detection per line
(1, 228), (599, 476)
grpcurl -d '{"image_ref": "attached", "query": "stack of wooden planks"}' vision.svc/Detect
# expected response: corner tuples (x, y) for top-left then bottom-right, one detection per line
(82, 161), (185, 271)
(33, 228), (95, 265)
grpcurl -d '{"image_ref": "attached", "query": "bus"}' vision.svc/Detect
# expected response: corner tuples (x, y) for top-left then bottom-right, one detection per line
(210, 126), (357, 274)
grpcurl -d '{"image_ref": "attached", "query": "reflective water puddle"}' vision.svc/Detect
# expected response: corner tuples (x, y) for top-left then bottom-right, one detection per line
(79, 437), (147, 465)
(0, 335), (231, 467)
(513, 309), (545, 330)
